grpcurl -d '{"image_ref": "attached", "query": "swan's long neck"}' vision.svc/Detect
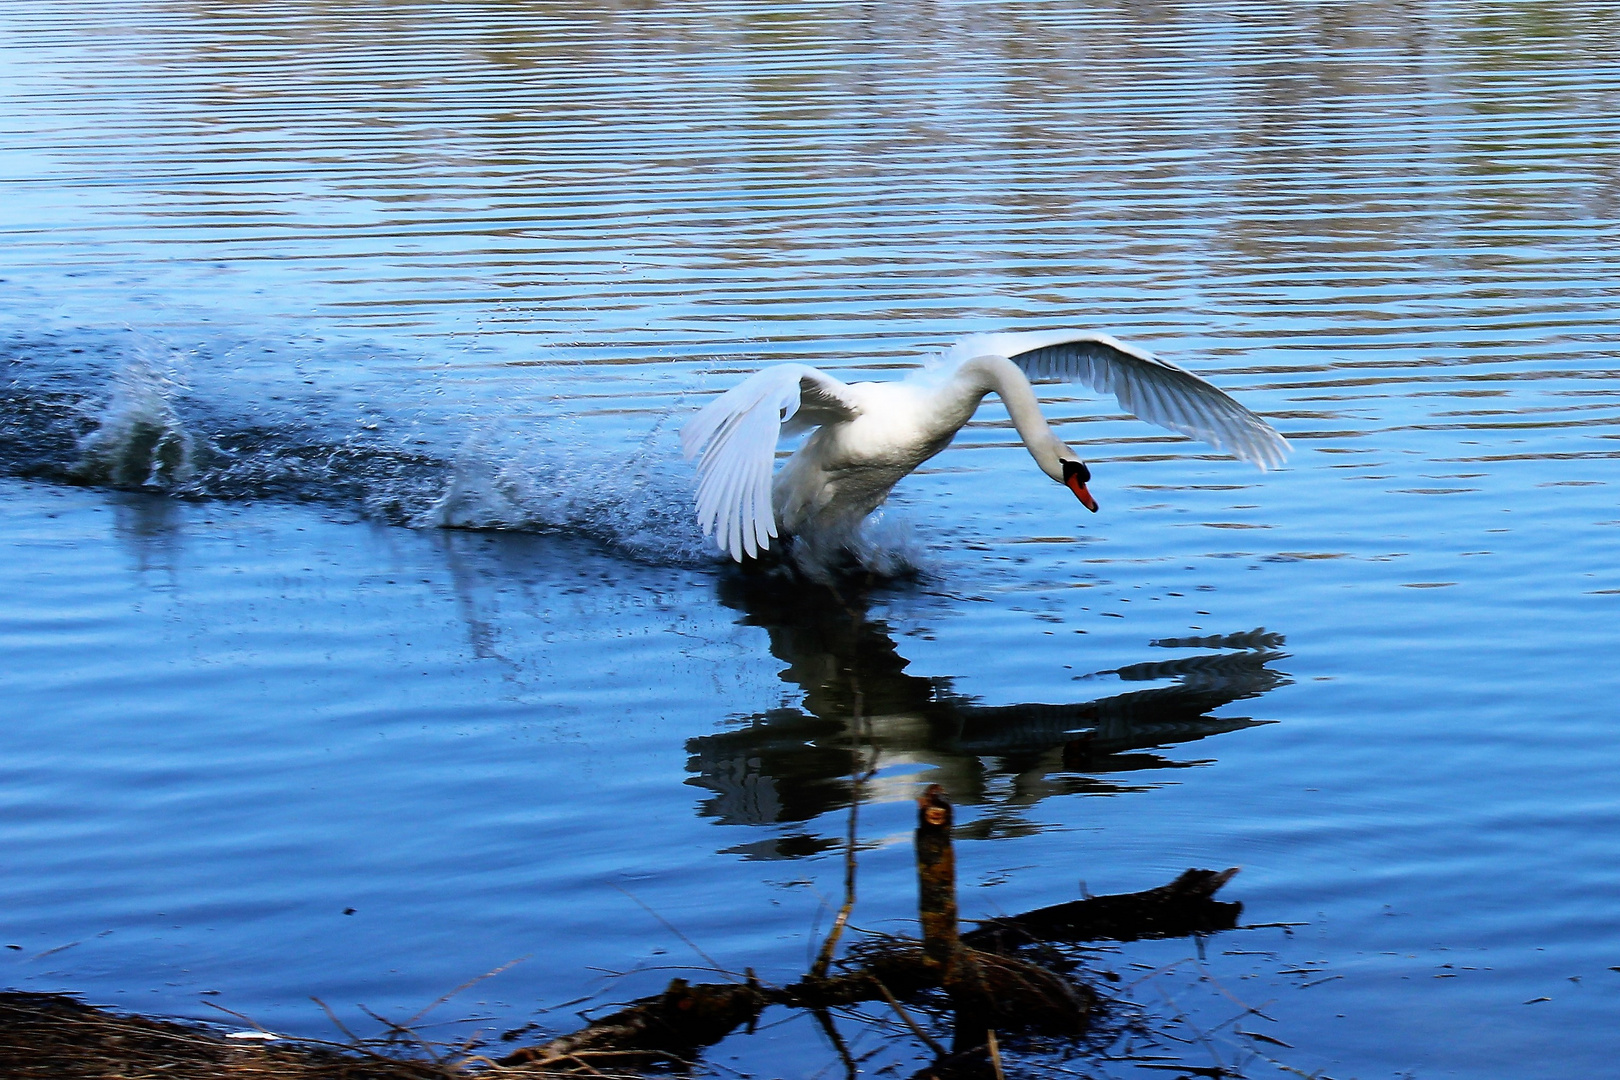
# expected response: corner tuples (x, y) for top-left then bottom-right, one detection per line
(954, 353), (1068, 481)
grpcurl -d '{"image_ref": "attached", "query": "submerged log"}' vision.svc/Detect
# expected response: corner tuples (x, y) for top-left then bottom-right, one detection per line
(781, 943), (940, 1008)
(963, 867), (1242, 952)
(499, 976), (767, 1070)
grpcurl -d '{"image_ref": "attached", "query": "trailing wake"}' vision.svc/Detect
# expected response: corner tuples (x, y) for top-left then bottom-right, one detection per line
(1, 327), (927, 576)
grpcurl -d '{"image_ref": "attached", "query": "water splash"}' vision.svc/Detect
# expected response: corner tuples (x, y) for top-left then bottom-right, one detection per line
(773, 510), (929, 582)
(424, 421), (715, 567)
(73, 350), (195, 490)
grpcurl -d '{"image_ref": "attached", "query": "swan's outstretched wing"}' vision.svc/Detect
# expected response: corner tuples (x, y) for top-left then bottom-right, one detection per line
(681, 364), (862, 560)
(947, 330), (1290, 469)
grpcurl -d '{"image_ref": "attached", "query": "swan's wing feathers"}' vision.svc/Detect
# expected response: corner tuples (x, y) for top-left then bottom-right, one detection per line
(680, 365), (860, 560)
(794, 369), (863, 427)
(963, 330), (1290, 470)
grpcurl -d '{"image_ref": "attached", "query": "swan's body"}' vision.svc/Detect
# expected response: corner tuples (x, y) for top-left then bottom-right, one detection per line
(681, 329), (1289, 562)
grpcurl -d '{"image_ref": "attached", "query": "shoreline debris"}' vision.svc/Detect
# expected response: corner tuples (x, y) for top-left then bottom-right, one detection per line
(3, 792), (1245, 1079)
(502, 786), (1240, 1075)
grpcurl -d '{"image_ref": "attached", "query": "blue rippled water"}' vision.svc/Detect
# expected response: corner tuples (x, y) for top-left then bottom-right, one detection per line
(3, 2), (1620, 1076)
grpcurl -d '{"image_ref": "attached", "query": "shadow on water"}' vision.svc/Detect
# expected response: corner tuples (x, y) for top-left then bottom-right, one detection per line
(688, 571), (1291, 859)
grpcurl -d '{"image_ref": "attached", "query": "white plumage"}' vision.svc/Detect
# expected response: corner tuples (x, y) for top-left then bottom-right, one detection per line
(681, 329), (1289, 562)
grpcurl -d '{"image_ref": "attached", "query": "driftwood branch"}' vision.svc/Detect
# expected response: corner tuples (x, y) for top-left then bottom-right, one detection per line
(963, 867), (1242, 952)
(503, 795), (1244, 1072)
(499, 976), (766, 1071)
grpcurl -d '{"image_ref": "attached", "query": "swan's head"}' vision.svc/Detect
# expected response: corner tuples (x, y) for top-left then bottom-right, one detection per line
(1060, 458), (1099, 513)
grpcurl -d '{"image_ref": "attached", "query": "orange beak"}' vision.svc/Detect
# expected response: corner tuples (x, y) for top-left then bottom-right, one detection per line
(1066, 475), (1099, 512)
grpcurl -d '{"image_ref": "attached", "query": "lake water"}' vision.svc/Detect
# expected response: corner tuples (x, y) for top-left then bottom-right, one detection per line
(3, 1), (1619, 1076)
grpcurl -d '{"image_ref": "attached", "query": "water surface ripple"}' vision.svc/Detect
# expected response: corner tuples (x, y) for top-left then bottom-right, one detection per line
(3, 2), (1620, 1077)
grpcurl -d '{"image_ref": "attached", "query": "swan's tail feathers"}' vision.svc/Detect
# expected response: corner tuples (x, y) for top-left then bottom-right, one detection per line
(681, 364), (859, 561)
(952, 330), (1291, 471)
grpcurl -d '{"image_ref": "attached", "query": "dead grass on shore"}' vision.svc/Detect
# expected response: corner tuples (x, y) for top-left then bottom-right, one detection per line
(0, 991), (636, 1080)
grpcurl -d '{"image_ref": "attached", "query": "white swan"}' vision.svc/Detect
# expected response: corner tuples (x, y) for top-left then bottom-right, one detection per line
(680, 329), (1289, 562)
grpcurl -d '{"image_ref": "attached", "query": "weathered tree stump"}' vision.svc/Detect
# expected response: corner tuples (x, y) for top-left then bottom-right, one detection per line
(916, 784), (962, 976)
(915, 786), (1094, 1043)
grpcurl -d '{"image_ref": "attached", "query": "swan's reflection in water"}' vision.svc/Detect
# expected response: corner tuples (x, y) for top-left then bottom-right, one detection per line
(687, 575), (1290, 858)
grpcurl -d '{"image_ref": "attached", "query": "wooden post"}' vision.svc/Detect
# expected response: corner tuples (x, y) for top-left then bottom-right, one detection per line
(915, 783), (960, 978)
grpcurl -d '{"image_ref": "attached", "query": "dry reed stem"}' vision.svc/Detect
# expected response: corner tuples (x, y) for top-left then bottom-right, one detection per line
(987, 1029), (1006, 1080)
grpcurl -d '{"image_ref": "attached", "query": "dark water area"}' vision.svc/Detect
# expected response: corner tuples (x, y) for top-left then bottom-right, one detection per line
(3, 2), (1620, 1076)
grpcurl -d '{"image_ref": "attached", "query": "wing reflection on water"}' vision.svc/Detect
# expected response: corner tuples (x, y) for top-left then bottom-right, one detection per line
(688, 575), (1290, 858)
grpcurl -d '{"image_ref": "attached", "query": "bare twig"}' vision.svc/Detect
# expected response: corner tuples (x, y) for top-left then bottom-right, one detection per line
(1123, 957), (1196, 991)
(612, 885), (734, 982)
(1193, 956), (1279, 1023)
(588, 963), (757, 984)
(193, 997), (447, 1070)
(870, 978), (944, 1058)
(987, 1028), (1007, 1080)
(811, 668), (877, 979)
(309, 996), (363, 1044)
(564, 1051), (612, 1076)
(812, 1006), (857, 1080)
(196, 999), (277, 1035)
(1153, 984), (1226, 1073)
(359, 1003), (445, 1065)
(405, 956), (529, 1027)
